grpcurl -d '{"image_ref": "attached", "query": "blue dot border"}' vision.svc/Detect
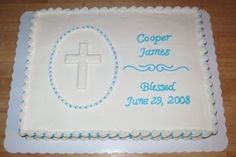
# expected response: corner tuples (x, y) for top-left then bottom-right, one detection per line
(48, 25), (119, 109)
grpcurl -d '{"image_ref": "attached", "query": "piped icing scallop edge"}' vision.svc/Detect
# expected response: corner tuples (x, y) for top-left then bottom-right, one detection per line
(20, 129), (213, 141)
(196, 9), (218, 135)
(19, 6), (218, 140)
(18, 12), (37, 137)
(35, 6), (199, 14)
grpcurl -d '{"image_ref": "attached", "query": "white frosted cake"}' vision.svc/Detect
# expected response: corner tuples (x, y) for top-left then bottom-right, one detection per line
(19, 7), (218, 140)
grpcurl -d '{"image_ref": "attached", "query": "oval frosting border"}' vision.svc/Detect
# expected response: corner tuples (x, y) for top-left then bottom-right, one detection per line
(48, 25), (119, 109)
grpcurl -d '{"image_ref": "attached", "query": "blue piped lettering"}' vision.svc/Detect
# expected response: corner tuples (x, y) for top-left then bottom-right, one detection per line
(140, 81), (176, 92)
(137, 33), (172, 45)
(125, 96), (149, 106)
(138, 47), (170, 57)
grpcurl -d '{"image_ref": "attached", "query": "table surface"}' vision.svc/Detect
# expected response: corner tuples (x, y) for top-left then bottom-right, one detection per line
(0, 0), (235, 156)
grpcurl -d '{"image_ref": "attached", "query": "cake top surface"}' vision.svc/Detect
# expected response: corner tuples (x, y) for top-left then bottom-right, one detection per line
(19, 7), (217, 140)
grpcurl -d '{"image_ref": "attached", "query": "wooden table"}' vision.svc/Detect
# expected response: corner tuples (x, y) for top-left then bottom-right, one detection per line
(0, 0), (235, 156)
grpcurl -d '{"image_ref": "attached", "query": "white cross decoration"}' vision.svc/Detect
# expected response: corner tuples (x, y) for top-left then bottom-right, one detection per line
(65, 43), (101, 89)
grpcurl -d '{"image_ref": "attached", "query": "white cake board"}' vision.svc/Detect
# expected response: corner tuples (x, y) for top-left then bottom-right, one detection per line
(4, 10), (228, 153)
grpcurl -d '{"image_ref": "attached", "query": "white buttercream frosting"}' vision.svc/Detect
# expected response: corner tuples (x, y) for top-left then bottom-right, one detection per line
(19, 6), (217, 140)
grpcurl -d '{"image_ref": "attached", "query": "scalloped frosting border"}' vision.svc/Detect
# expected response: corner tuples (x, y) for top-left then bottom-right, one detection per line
(18, 6), (218, 140)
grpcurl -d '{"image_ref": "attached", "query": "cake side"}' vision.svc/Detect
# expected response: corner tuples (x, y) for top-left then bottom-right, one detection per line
(18, 6), (217, 140)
